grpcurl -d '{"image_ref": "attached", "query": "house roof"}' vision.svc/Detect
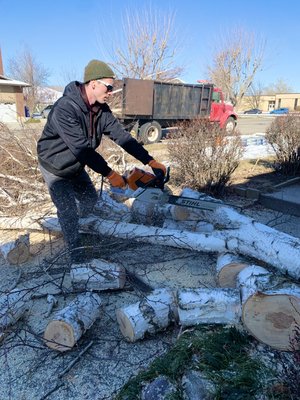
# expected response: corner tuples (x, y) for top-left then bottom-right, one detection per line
(0, 75), (30, 87)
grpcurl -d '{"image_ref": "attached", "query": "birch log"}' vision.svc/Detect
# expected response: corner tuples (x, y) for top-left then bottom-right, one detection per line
(70, 259), (126, 291)
(216, 252), (250, 287)
(0, 233), (30, 264)
(177, 288), (241, 326)
(235, 265), (300, 350)
(242, 286), (300, 351)
(0, 287), (32, 330)
(236, 265), (272, 304)
(80, 214), (300, 280)
(44, 293), (102, 352)
(116, 288), (178, 342)
(80, 216), (226, 253)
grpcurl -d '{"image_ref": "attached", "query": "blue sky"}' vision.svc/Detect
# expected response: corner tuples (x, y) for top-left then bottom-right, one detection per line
(1, 0), (300, 91)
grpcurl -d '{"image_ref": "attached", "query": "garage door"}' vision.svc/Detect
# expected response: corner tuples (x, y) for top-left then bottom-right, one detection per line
(0, 103), (17, 123)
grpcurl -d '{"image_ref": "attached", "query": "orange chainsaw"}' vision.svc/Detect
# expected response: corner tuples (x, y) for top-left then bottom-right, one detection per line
(122, 167), (223, 211)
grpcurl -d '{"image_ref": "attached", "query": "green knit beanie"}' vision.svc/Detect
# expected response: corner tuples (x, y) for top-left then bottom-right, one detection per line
(83, 60), (115, 83)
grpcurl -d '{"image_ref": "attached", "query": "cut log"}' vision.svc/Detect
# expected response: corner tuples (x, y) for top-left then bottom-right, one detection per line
(216, 252), (250, 288)
(70, 258), (126, 291)
(236, 266), (300, 350)
(0, 287), (32, 330)
(0, 233), (30, 264)
(116, 288), (178, 342)
(44, 293), (102, 352)
(93, 190), (131, 222)
(177, 288), (241, 326)
(80, 212), (300, 280)
(80, 216), (226, 253)
(242, 286), (300, 351)
(236, 265), (272, 304)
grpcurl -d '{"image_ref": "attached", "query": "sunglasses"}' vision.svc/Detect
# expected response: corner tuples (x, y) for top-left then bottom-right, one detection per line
(97, 80), (114, 92)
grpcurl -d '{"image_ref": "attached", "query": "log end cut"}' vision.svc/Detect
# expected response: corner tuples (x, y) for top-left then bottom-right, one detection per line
(217, 263), (248, 288)
(116, 309), (136, 342)
(7, 242), (30, 265)
(243, 293), (300, 351)
(44, 320), (75, 352)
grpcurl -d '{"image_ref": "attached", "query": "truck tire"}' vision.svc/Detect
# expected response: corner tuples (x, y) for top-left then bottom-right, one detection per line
(139, 121), (162, 144)
(224, 117), (236, 134)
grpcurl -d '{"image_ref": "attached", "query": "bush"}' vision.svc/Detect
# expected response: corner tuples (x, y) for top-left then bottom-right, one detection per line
(266, 114), (300, 175)
(167, 118), (243, 196)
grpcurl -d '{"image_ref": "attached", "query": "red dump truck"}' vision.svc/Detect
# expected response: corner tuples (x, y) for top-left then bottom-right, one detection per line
(114, 78), (237, 144)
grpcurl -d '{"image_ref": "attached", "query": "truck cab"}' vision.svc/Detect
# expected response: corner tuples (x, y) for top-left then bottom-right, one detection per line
(207, 87), (237, 133)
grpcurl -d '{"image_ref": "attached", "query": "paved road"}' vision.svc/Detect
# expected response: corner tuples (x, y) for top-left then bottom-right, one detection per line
(237, 114), (276, 135)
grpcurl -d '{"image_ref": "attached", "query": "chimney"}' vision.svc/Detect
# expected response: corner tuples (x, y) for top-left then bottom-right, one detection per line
(0, 47), (4, 76)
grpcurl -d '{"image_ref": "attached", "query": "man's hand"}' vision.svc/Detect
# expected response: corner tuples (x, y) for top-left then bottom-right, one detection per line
(107, 171), (126, 188)
(148, 160), (167, 180)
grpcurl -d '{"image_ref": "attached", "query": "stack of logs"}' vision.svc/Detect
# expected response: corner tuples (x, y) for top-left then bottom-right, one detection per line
(1, 188), (300, 352)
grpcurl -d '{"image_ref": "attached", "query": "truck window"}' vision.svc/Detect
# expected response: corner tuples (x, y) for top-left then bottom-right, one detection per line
(212, 91), (221, 103)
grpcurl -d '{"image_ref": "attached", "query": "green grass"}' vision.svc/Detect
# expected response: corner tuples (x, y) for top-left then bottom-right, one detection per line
(115, 326), (264, 400)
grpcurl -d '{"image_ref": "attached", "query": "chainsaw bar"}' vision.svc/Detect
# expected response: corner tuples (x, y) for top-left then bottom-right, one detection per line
(167, 195), (222, 211)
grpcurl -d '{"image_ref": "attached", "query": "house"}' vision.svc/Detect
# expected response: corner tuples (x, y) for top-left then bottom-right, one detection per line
(0, 49), (30, 123)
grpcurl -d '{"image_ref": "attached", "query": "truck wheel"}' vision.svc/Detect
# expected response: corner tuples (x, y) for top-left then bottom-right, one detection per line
(225, 117), (236, 134)
(139, 121), (162, 144)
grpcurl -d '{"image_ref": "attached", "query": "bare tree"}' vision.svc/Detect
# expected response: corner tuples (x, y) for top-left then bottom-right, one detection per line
(245, 81), (265, 109)
(8, 46), (50, 112)
(264, 78), (294, 95)
(207, 28), (266, 107)
(97, 6), (184, 80)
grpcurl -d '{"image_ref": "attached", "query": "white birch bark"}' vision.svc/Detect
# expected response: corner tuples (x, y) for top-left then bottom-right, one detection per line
(80, 216), (226, 253)
(0, 233), (30, 264)
(44, 293), (102, 352)
(177, 288), (241, 326)
(70, 259), (126, 291)
(236, 265), (272, 303)
(116, 288), (178, 342)
(0, 287), (32, 330)
(80, 213), (300, 280)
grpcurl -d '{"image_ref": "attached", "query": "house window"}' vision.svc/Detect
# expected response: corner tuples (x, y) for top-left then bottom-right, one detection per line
(277, 99), (281, 108)
(294, 98), (298, 110)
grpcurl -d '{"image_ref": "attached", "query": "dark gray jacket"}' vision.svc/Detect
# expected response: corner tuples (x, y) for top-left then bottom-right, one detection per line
(37, 81), (152, 178)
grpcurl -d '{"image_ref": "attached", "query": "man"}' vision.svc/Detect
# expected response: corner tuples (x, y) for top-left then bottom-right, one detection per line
(37, 59), (166, 262)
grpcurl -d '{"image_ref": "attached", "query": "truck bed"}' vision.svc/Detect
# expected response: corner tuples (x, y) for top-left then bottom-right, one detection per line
(121, 78), (213, 121)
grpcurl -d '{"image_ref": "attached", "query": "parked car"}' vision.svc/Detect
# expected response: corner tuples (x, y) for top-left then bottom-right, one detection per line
(244, 108), (262, 114)
(270, 107), (289, 115)
(31, 112), (43, 119)
(41, 104), (53, 118)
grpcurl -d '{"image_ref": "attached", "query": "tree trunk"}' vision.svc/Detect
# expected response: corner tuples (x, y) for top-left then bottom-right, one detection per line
(0, 287), (32, 330)
(242, 286), (300, 351)
(44, 293), (102, 352)
(231, 264), (300, 350)
(116, 288), (178, 342)
(177, 288), (241, 326)
(0, 233), (30, 264)
(216, 252), (250, 287)
(70, 259), (126, 291)
(80, 216), (226, 253)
